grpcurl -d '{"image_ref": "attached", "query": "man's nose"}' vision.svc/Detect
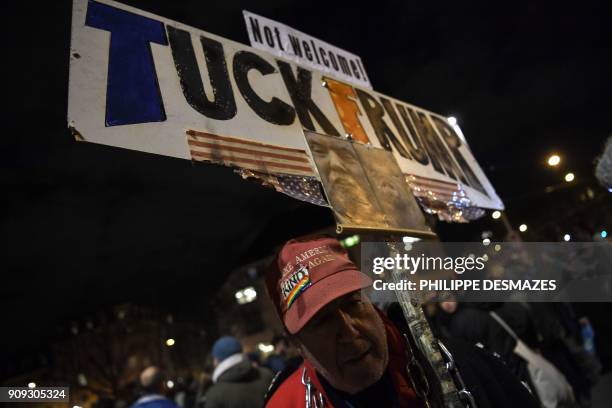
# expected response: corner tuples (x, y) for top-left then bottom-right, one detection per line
(336, 309), (360, 340)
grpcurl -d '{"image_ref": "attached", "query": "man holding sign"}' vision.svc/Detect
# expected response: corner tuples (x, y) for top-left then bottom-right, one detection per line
(263, 236), (539, 408)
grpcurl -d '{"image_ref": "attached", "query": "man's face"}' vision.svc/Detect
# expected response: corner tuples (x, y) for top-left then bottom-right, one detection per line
(440, 300), (458, 314)
(294, 291), (388, 394)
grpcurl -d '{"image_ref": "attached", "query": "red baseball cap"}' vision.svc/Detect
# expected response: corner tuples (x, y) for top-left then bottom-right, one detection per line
(265, 236), (372, 334)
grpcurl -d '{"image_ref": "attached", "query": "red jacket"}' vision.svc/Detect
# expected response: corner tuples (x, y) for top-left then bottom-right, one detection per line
(266, 311), (424, 408)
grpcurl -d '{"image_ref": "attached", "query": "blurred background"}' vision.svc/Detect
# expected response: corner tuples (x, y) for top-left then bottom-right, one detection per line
(1, 0), (611, 407)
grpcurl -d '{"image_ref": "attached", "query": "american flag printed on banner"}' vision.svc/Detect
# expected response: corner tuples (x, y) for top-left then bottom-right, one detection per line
(187, 129), (316, 177)
(237, 169), (329, 207)
(406, 174), (464, 203)
(275, 174), (328, 207)
(406, 174), (484, 222)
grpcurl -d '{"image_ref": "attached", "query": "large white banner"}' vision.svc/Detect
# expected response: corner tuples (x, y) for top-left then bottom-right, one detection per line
(242, 10), (372, 89)
(68, 0), (503, 210)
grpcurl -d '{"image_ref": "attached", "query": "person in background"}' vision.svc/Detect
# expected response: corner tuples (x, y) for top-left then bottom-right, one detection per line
(247, 350), (263, 367)
(265, 335), (288, 373)
(204, 336), (274, 408)
(131, 366), (178, 408)
(432, 301), (533, 381)
(526, 303), (602, 407)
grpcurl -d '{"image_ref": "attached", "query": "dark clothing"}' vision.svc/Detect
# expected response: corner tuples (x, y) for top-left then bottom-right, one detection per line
(525, 303), (600, 402)
(320, 370), (398, 408)
(389, 303), (540, 408)
(205, 359), (274, 408)
(432, 303), (530, 381)
(433, 303), (514, 352)
(265, 354), (287, 373)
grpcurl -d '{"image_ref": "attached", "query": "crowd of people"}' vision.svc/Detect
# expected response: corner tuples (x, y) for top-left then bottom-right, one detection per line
(430, 301), (602, 407)
(112, 236), (603, 408)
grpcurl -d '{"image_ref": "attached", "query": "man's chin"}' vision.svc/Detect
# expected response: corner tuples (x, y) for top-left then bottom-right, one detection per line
(340, 357), (386, 393)
(303, 350), (383, 394)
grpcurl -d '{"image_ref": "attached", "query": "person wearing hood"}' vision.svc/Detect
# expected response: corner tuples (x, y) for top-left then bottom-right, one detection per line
(205, 336), (274, 408)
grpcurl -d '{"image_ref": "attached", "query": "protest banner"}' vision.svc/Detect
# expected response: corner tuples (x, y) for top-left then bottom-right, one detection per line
(68, 0), (503, 210)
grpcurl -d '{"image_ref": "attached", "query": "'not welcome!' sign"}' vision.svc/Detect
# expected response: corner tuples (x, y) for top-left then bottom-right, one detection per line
(243, 11), (372, 89)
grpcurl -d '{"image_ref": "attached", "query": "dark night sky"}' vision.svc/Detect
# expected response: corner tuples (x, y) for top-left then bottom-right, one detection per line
(1, 0), (611, 367)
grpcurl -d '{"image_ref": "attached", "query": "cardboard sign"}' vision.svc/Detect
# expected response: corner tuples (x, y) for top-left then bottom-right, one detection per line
(243, 10), (371, 89)
(68, 0), (504, 210)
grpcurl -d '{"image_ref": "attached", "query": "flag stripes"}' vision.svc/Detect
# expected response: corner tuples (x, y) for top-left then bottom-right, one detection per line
(187, 129), (316, 177)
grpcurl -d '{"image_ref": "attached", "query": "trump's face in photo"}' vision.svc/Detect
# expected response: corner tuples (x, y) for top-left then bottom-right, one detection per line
(306, 132), (385, 227)
(354, 144), (428, 232)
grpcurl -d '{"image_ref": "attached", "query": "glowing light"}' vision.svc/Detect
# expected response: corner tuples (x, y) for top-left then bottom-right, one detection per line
(235, 287), (257, 304)
(402, 236), (421, 243)
(165, 338), (175, 347)
(564, 234), (571, 242)
(492, 211), (501, 220)
(258, 343), (274, 353)
(564, 172), (575, 182)
(447, 116), (457, 126)
(519, 224), (528, 232)
(494, 244), (501, 252)
(547, 154), (561, 166)
(166, 380), (174, 389)
(28, 383), (36, 389)
(77, 373), (87, 387)
(601, 231), (608, 238)
(341, 235), (360, 248)
(482, 238), (491, 246)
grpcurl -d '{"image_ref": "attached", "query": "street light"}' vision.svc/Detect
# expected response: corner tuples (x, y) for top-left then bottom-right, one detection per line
(28, 383), (36, 389)
(235, 287), (257, 304)
(258, 343), (274, 353)
(547, 154), (561, 166)
(491, 211), (501, 220)
(447, 116), (457, 126)
(519, 224), (528, 232)
(563, 234), (571, 242)
(564, 172), (575, 182)
(165, 338), (175, 347)
(340, 235), (360, 248)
